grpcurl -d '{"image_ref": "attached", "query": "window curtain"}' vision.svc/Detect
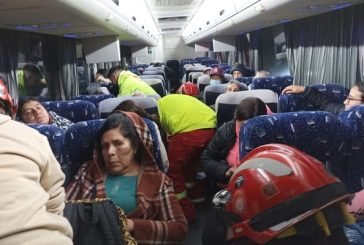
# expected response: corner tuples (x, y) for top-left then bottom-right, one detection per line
(235, 34), (251, 67)
(41, 35), (78, 100)
(284, 4), (364, 87)
(0, 29), (19, 105)
(358, 5), (364, 82)
(248, 31), (264, 72)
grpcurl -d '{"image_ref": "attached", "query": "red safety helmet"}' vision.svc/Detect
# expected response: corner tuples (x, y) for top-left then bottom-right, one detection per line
(181, 82), (199, 97)
(0, 79), (16, 117)
(209, 67), (224, 77)
(213, 144), (352, 244)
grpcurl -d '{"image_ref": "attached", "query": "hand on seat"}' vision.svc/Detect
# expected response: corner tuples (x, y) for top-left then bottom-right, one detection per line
(282, 85), (305, 94)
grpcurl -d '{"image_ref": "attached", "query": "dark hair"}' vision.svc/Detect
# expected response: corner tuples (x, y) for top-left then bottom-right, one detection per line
(354, 82), (364, 101)
(95, 112), (143, 165)
(234, 97), (267, 121)
(113, 100), (150, 118)
(96, 69), (108, 77)
(23, 64), (43, 80)
(17, 97), (42, 121)
(107, 66), (123, 78)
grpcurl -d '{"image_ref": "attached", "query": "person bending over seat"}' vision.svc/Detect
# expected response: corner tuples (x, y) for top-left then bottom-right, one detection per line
(282, 82), (364, 115)
(201, 97), (268, 192)
(17, 98), (73, 131)
(107, 66), (158, 97)
(66, 111), (187, 245)
(153, 94), (217, 223)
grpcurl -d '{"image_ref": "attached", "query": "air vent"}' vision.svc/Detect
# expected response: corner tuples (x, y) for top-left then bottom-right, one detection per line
(158, 16), (187, 23)
(154, 0), (193, 7)
(161, 27), (182, 31)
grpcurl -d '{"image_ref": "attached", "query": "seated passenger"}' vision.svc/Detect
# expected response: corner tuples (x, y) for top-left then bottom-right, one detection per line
(201, 97), (268, 188)
(107, 66), (158, 97)
(18, 63), (48, 98)
(230, 64), (246, 79)
(253, 69), (270, 79)
(282, 82), (364, 115)
(0, 110), (72, 244)
(113, 99), (169, 172)
(153, 94), (216, 222)
(17, 98), (73, 131)
(66, 112), (187, 244)
(203, 67), (212, 76)
(225, 80), (242, 93)
(209, 67), (226, 85)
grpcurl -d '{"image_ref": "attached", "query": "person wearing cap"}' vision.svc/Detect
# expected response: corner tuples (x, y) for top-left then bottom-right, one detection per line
(107, 66), (158, 97)
(203, 67), (212, 76)
(230, 64), (246, 79)
(209, 67), (226, 85)
(176, 82), (200, 97)
(151, 94), (216, 223)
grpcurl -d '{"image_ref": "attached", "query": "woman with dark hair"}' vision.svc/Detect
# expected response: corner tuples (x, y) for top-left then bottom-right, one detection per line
(66, 111), (187, 244)
(201, 97), (268, 187)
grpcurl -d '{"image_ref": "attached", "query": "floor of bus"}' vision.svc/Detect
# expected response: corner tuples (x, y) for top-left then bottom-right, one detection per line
(183, 200), (214, 245)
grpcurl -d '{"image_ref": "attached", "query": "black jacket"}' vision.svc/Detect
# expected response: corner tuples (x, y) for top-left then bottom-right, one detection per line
(303, 87), (345, 115)
(201, 120), (236, 184)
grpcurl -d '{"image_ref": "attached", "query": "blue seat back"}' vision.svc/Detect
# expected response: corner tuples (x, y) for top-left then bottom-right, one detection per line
(338, 105), (364, 192)
(240, 111), (349, 187)
(279, 83), (349, 112)
(64, 119), (105, 178)
(235, 77), (254, 86)
(251, 76), (293, 95)
(27, 124), (72, 185)
(72, 94), (114, 108)
(42, 100), (97, 122)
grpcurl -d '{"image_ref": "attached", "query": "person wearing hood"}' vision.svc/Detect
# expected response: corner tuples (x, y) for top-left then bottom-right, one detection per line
(230, 64), (247, 79)
(66, 111), (187, 244)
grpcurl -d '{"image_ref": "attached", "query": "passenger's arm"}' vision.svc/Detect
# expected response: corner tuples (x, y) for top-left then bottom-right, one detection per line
(303, 87), (344, 115)
(200, 125), (231, 184)
(39, 137), (66, 215)
(131, 177), (188, 243)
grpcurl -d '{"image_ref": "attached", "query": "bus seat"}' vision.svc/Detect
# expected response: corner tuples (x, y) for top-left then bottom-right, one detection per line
(42, 100), (97, 123)
(140, 74), (165, 82)
(235, 76), (254, 86)
(215, 90), (278, 127)
(279, 83), (349, 112)
(251, 76), (293, 95)
(338, 105), (364, 192)
(27, 124), (71, 185)
(72, 94), (115, 108)
(190, 71), (203, 83)
(98, 96), (158, 118)
(224, 74), (233, 82)
(142, 78), (166, 97)
(197, 74), (211, 93)
(204, 84), (228, 106)
(64, 119), (105, 180)
(142, 70), (166, 80)
(142, 118), (167, 173)
(240, 111), (349, 188)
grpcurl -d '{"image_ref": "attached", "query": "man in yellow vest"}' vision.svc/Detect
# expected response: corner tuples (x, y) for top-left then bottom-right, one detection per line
(154, 94), (216, 223)
(107, 66), (158, 97)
